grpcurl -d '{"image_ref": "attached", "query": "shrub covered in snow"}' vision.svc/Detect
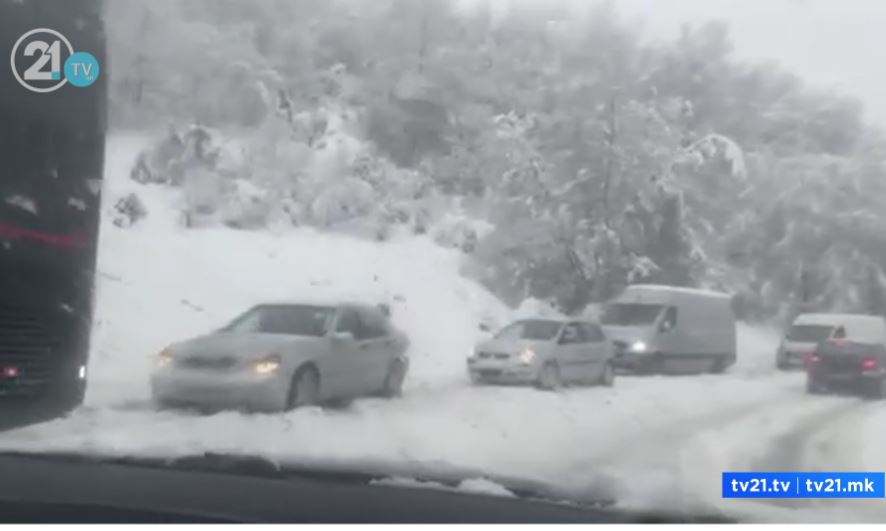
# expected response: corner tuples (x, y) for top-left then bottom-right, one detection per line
(130, 112), (449, 240)
(111, 193), (148, 228)
(514, 297), (564, 319)
(430, 214), (494, 254)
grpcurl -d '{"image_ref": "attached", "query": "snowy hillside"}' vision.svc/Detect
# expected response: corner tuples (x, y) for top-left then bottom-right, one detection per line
(1, 135), (884, 523)
(88, 135), (511, 406)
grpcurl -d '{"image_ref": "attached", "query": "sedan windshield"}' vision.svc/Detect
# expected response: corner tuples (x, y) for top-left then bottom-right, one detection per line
(223, 305), (334, 337)
(787, 324), (834, 343)
(495, 320), (562, 341)
(600, 304), (664, 326)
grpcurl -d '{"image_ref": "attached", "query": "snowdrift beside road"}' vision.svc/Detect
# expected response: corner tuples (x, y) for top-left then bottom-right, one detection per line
(88, 136), (510, 407)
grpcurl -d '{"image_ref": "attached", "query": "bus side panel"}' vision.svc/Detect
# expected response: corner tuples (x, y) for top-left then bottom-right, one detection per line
(0, 0), (106, 419)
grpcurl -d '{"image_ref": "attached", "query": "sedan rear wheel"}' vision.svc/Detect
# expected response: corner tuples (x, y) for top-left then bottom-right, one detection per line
(864, 378), (886, 400)
(709, 357), (727, 374)
(286, 367), (320, 410)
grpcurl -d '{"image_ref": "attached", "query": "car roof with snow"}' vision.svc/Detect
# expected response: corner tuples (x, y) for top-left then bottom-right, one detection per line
(793, 313), (886, 342)
(793, 313), (881, 325)
(255, 299), (388, 311)
(623, 284), (732, 299)
(509, 316), (594, 324)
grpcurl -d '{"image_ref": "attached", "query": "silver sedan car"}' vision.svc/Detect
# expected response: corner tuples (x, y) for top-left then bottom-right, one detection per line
(150, 301), (410, 412)
(467, 318), (616, 389)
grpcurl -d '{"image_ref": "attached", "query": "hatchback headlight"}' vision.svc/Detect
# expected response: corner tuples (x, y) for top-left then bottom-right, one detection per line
(519, 346), (536, 364)
(630, 341), (647, 353)
(252, 355), (281, 375)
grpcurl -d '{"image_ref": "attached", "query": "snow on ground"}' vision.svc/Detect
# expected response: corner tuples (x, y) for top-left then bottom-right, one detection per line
(1, 134), (885, 522)
(371, 477), (516, 498)
(87, 134), (510, 406)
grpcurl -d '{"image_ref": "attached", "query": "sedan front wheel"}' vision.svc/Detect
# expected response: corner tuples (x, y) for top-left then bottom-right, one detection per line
(286, 367), (320, 410)
(536, 362), (562, 391)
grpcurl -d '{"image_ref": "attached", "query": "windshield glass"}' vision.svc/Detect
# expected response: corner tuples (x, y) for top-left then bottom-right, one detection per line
(222, 305), (334, 336)
(7, 0), (886, 524)
(787, 324), (835, 343)
(495, 320), (562, 341)
(600, 304), (665, 326)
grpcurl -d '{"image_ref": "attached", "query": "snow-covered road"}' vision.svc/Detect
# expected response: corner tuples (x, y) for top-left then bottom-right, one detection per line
(1, 135), (885, 523)
(3, 361), (883, 522)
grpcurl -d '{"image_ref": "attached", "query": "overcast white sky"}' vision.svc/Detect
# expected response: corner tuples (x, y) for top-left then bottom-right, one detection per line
(470, 0), (886, 126)
(613, 0), (886, 126)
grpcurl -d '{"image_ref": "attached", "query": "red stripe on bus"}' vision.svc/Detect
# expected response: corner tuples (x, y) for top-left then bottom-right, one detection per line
(0, 223), (87, 249)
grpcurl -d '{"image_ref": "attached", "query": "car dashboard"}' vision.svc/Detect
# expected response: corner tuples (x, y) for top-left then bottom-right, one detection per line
(0, 453), (732, 523)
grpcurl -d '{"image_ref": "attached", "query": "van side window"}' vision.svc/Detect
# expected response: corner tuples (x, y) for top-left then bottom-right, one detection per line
(662, 307), (678, 330)
(833, 326), (846, 339)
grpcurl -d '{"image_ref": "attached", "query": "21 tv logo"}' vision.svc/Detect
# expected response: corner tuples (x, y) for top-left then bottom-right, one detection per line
(10, 28), (99, 93)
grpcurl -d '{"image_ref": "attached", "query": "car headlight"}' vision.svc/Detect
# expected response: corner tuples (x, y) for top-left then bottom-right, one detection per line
(629, 341), (647, 353)
(252, 355), (281, 375)
(157, 349), (173, 368)
(519, 346), (536, 364)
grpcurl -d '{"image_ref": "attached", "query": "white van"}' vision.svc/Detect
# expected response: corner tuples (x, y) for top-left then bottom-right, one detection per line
(778, 313), (886, 370)
(600, 284), (737, 374)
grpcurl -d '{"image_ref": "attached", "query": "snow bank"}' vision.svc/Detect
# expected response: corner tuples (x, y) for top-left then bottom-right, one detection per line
(513, 298), (563, 319)
(88, 135), (510, 406)
(733, 322), (782, 375)
(370, 476), (515, 498)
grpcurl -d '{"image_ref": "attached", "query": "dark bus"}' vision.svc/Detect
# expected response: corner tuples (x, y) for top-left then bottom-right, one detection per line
(0, 0), (106, 422)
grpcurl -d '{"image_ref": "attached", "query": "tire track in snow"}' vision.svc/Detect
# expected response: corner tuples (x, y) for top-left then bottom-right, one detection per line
(587, 378), (804, 467)
(752, 398), (863, 473)
(553, 376), (810, 509)
(556, 374), (886, 518)
(750, 395), (880, 517)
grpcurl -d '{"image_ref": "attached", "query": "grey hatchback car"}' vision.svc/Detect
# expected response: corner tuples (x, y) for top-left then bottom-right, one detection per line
(150, 301), (410, 412)
(467, 318), (616, 389)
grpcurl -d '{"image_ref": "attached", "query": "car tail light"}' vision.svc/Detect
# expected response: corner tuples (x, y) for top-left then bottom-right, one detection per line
(805, 352), (821, 367)
(1, 366), (18, 378)
(862, 358), (879, 370)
